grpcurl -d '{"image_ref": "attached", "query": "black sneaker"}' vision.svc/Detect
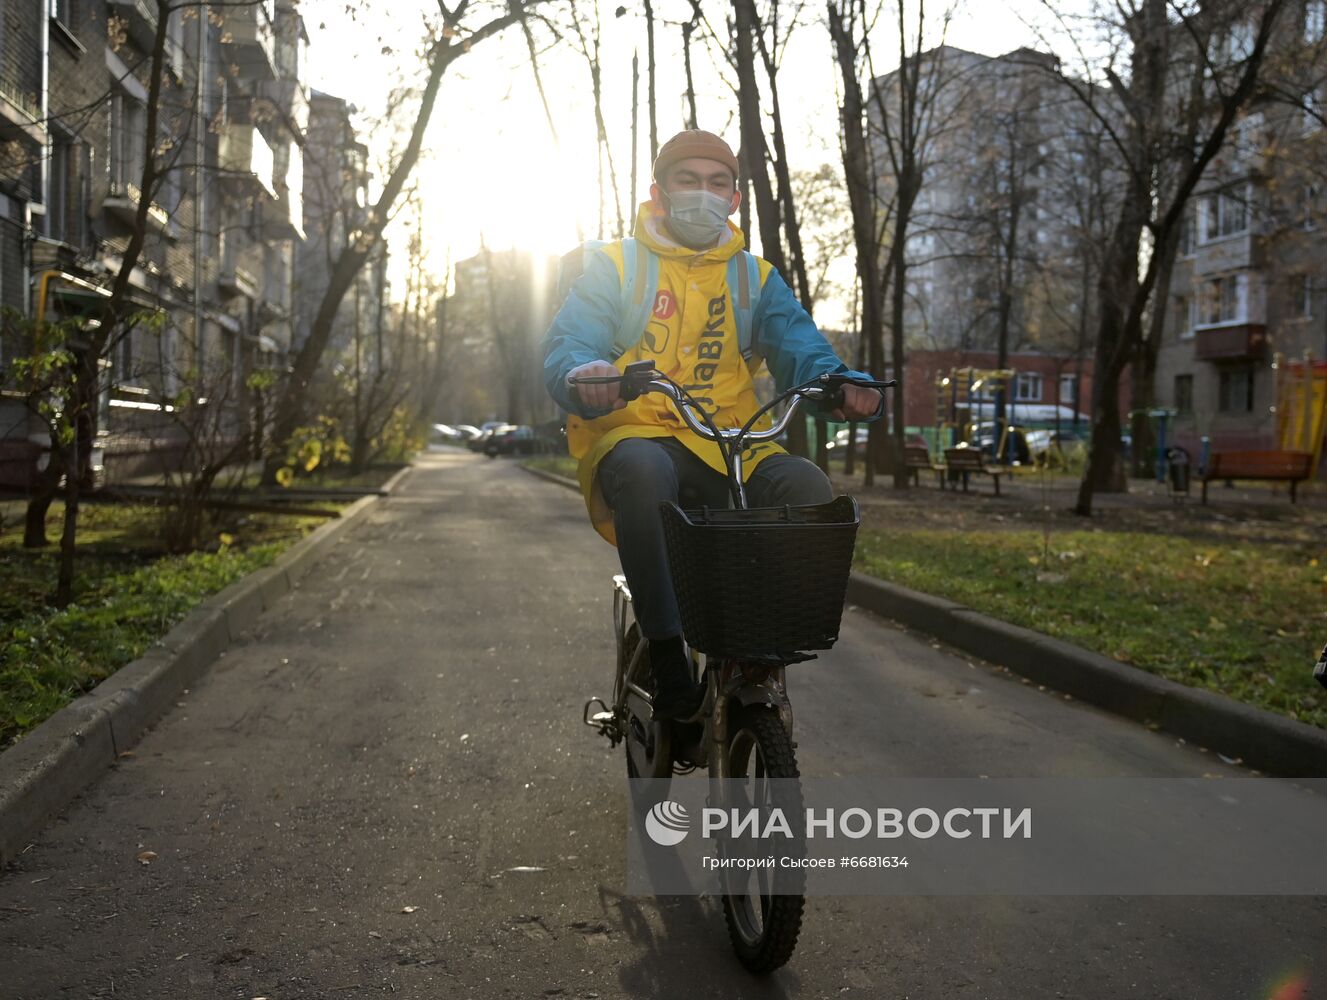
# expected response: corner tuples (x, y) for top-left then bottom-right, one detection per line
(652, 678), (706, 723)
(648, 638), (705, 722)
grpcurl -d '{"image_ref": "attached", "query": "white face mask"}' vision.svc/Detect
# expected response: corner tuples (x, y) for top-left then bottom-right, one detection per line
(663, 188), (734, 248)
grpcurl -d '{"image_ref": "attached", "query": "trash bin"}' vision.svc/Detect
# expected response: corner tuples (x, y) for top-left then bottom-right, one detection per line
(1166, 446), (1190, 496)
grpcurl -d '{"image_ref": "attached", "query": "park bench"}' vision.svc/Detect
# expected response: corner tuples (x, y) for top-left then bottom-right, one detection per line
(942, 446), (1007, 496)
(903, 445), (942, 487)
(1200, 450), (1315, 504)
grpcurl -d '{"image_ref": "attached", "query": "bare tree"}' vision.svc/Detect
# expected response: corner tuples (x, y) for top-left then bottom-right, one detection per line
(863, 0), (962, 486)
(828, 0), (890, 485)
(1040, 0), (1289, 514)
(264, 0), (547, 485)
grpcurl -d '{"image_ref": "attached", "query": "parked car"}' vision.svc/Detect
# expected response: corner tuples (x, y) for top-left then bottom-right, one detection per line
(1023, 428), (1088, 464)
(469, 422), (508, 452)
(484, 425), (540, 457)
(430, 423), (468, 444)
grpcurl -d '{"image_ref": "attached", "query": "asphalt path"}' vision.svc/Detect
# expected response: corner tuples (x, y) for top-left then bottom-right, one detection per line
(0, 448), (1322, 999)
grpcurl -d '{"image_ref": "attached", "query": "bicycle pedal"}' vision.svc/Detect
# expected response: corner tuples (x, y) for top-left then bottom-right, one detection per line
(582, 697), (612, 728)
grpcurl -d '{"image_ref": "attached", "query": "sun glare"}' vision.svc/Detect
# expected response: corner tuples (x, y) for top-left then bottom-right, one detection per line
(302, 0), (1081, 291)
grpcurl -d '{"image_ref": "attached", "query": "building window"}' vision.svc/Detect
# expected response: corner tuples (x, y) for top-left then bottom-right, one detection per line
(1303, 184), (1318, 230)
(48, 135), (88, 248)
(1174, 374), (1194, 415)
(1218, 366), (1255, 413)
(1307, 0), (1326, 43)
(1289, 274), (1314, 318)
(1015, 372), (1043, 402)
(118, 327), (137, 387)
(110, 88), (147, 193)
(1059, 374), (1078, 405)
(1198, 273), (1246, 326)
(1174, 294), (1193, 339)
(1198, 185), (1250, 242)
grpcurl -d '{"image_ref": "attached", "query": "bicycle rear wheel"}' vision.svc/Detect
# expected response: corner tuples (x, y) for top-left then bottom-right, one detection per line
(720, 706), (805, 974)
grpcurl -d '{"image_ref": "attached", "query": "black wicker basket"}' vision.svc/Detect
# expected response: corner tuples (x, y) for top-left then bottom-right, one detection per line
(659, 495), (860, 659)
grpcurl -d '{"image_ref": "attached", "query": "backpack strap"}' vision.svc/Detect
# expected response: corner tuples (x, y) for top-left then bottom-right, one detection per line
(609, 238), (659, 360)
(728, 250), (761, 360)
(588, 240), (759, 362)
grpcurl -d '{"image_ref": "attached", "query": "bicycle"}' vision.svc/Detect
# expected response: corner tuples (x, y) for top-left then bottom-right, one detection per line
(571, 360), (893, 974)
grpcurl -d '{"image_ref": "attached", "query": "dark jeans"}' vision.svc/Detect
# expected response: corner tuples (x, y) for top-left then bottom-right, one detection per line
(596, 437), (833, 640)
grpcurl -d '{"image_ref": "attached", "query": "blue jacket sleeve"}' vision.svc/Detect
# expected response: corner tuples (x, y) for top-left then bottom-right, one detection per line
(752, 268), (886, 422)
(542, 249), (621, 419)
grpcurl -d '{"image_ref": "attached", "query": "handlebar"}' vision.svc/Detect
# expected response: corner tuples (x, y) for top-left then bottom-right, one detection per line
(568, 361), (895, 508)
(569, 361), (892, 441)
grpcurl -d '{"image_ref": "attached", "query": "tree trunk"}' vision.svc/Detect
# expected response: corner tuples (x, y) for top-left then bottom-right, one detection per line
(643, 0), (658, 160)
(731, 0), (786, 275)
(1131, 199), (1183, 478)
(23, 456), (61, 548)
(827, 1), (885, 488)
(815, 417), (829, 473)
(732, 0), (804, 457)
(681, 15), (699, 130)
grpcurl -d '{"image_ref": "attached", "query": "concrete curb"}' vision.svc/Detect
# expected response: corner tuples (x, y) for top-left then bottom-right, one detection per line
(520, 463), (580, 491)
(0, 466), (412, 865)
(518, 462), (1327, 777)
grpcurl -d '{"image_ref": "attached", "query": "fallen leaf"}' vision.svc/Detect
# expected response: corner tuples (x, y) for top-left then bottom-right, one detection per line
(136, 851), (158, 865)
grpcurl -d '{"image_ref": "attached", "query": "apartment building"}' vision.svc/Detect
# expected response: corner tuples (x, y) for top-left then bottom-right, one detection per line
(1156, 4), (1327, 472)
(0, 0), (357, 489)
(294, 89), (384, 377)
(870, 46), (1114, 368)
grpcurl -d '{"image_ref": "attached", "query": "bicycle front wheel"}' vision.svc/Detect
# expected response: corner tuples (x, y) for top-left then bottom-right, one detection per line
(720, 706), (805, 975)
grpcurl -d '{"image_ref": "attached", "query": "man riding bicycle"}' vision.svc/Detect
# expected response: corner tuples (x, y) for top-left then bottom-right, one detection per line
(542, 129), (884, 722)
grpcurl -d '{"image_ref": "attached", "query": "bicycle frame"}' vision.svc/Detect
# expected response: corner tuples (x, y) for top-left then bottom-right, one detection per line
(585, 573), (791, 778)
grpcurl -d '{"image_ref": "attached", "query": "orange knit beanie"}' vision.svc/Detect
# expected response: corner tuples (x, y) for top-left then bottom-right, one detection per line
(652, 129), (740, 182)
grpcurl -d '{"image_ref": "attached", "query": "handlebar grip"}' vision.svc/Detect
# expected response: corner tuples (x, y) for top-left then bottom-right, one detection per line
(816, 389), (846, 414)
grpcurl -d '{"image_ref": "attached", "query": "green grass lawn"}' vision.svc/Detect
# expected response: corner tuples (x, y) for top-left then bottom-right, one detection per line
(523, 454), (578, 479)
(0, 502), (330, 746)
(855, 526), (1327, 729)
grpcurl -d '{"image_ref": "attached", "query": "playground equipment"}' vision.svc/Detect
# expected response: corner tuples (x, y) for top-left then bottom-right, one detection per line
(1274, 352), (1327, 476)
(933, 367), (1079, 465)
(934, 367), (1016, 457)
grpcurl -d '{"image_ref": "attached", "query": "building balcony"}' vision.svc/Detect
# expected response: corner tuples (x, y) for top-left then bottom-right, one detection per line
(261, 143), (304, 240)
(220, 1), (278, 81)
(107, 0), (185, 74)
(219, 262), (259, 299)
(0, 73), (46, 146)
(103, 182), (171, 233)
(218, 123), (277, 199)
(257, 77), (310, 138)
(1193, 323), (1268, 361)
(1192, 232), (1263, 275)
